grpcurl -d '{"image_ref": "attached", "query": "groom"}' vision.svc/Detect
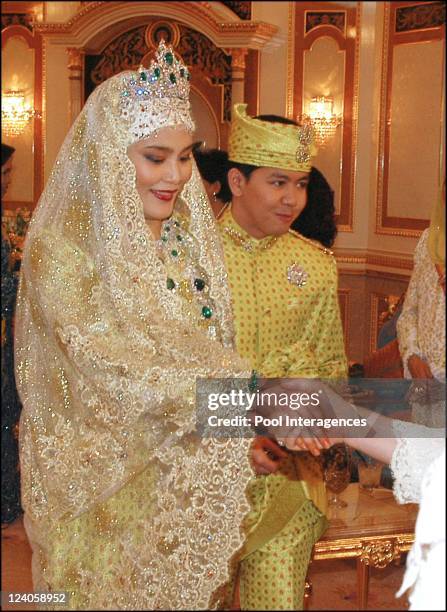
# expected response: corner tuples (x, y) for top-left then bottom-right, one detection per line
(218, 104), (347, 610)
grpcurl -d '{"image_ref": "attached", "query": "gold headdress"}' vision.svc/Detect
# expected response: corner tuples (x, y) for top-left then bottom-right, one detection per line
(228, 103), (317, 172)
(120, 38), (195, 139)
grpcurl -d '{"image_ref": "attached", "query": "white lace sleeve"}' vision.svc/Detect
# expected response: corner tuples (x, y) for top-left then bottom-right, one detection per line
(390, 420), (445, 504)
(396, 231), (427, 376)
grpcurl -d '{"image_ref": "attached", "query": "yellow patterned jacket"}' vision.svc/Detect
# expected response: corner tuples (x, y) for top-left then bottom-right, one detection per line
(218, 207), (347, 380)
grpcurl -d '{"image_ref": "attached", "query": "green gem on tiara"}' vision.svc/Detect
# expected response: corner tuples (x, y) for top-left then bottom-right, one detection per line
(154, 67), (161, 78)
(169, 73), (176, 84)
(140, 72), (147, 81)
(165, 52), (174, 65)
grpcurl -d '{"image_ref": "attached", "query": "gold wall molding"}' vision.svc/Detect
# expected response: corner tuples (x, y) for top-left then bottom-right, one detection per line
(67, 46), (83, 70)
(375, 1), (444, 237)
(230, 47), (248, 71)
(286, 0), (295, 118)
(34, 2), (277, 50)
(334, 249), (413, 271)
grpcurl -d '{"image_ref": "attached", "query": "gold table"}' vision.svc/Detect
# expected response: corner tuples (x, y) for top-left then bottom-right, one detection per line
(309, 483), (418, 610)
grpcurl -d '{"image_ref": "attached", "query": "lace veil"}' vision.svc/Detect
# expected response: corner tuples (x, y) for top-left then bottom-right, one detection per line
(15, 44), (252, 609)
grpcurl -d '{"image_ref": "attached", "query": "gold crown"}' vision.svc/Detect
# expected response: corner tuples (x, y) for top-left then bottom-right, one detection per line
(228, 104), (316, 172)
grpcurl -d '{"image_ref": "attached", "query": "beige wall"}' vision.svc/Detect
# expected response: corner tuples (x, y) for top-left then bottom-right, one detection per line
(43, 41), (71, 181)
(252, 1), (290, 116)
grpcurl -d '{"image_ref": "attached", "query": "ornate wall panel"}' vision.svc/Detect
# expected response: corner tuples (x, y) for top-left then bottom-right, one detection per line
(338, 271), (409, 363)
(1, 12), (34, 30)
(1, 24), (43, 210)
(376, 1), (445, 236)
(221, 1), (251, 21)
(291, 2), (359, 231)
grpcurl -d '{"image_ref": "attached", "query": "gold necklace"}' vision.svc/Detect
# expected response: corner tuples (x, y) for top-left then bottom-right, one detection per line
(223, 226), (277, 253)
(215, 202), (229, 220)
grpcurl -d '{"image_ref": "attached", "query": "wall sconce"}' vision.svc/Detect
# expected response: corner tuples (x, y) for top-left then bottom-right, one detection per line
(1, 90), (39, 137)
(300, 96), (342, 147)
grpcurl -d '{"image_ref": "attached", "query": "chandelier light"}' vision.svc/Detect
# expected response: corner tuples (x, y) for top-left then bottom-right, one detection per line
(1, 90), (39, 137)
(300, 96), (342, 147)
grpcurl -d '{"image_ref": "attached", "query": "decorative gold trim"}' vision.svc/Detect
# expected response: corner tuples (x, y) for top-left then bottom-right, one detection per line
(376, 226), (425, 238)
(375, 2), (391, 236)
(334, 251), (414, 271)
(338, 269), (411, 283)
(336, 257), (367, 265)
(366, 254), (413, 270)
(34, 2), (278, 50)
(313, 533), (414, 561)
(145, 20), (180, 50)
(41, 35), (47, 190)
(345, 1), (362, 235)
(286, 1), (295, 118)
(360, 539), (402, 568)
(67, 47), (83, 70)
(229, 47), (248, 71)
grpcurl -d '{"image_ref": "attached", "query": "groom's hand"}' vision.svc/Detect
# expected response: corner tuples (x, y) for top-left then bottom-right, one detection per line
(250, 436), (288, 475)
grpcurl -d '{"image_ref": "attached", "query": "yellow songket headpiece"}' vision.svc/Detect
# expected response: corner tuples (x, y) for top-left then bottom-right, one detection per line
(228, 103), (317, 172)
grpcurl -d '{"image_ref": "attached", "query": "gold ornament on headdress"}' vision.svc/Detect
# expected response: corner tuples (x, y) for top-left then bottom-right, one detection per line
(228, 103), (317, 172)
(120, 39), (195, 140)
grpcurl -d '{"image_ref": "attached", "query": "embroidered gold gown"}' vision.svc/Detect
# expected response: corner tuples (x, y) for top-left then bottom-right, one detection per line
(219, 208), (348, 610)
(15, 62), (254, 610)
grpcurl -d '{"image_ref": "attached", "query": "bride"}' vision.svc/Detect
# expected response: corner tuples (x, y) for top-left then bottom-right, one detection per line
(15, 40), (254, 610)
